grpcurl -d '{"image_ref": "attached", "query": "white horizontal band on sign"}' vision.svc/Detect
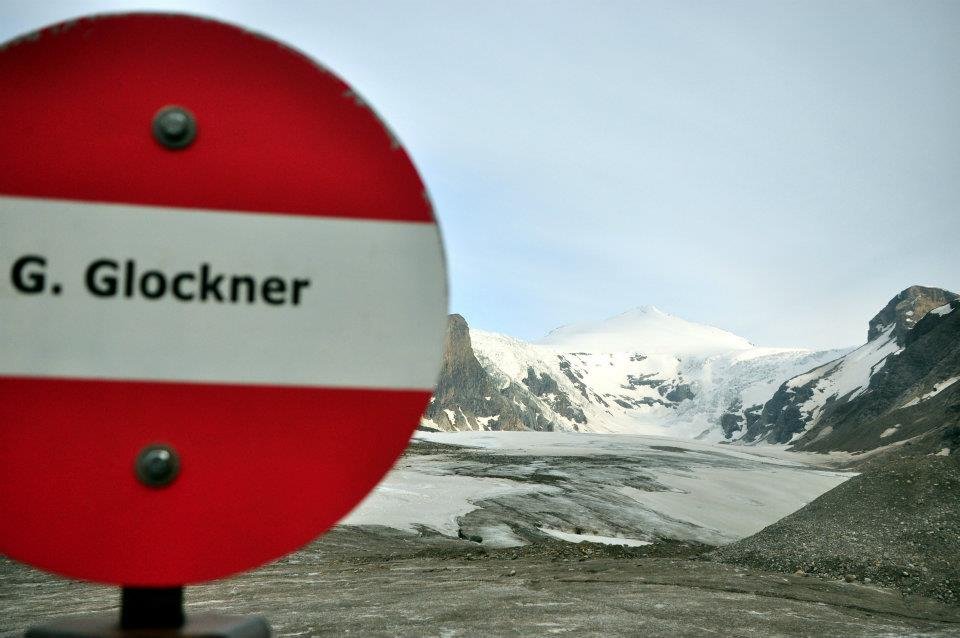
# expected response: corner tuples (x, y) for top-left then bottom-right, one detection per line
(0, 196), (447, 390)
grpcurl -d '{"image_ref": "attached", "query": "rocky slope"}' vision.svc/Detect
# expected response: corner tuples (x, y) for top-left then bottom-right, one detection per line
(741, 286), (959, 455)
(422, 308), (845, 438)
(422, 315), (552, 431)
(713, 455), (960, 605)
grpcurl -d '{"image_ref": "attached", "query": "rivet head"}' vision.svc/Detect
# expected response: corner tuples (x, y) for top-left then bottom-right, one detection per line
(152, 106), (197, 150)
(135, 444), (181, 488)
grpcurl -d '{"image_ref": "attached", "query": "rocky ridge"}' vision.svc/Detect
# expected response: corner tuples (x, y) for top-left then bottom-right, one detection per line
(422, 314), (552, 431)
(740, 286), (959, 456)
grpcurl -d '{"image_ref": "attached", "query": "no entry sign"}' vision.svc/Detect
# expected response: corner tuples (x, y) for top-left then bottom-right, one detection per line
(0, 14), (447, 585)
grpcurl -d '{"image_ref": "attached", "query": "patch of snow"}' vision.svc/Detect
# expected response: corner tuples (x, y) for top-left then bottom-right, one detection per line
(476, 524), (526, 548)
(870, 356), (888, 376)
(900, 375), (960, 409)
(843, 433), (928, 461)
(342, 468), (550, 536)
(475, 415), (499, 429)
(540, 528), (651, 547)
(935, 448), (951, 457)
(931, 303), (954, 317)
(419, 418), (441, 432)
(787, 360), (842, 389)
(443, 408), (456, 424)
(879, 425), (900, 439)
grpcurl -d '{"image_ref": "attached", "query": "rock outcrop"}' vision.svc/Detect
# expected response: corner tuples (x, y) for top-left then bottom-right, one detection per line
(867, 285), (958, 344)
(422, 315), (555, 431)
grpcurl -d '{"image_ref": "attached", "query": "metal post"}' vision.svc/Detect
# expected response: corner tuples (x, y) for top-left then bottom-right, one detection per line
(120, 587), (185, 629)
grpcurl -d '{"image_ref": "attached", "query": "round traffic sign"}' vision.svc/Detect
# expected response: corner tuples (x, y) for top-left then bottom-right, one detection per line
(0, 14), (447, 585)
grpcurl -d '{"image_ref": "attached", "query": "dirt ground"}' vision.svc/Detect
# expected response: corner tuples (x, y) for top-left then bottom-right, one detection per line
(3, 526), (960, 638)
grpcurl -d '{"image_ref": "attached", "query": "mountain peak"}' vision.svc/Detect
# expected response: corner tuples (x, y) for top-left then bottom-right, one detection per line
(619, 305), (666, 317)
(537, 306), (752, 355)
(867, 285), (958, 344)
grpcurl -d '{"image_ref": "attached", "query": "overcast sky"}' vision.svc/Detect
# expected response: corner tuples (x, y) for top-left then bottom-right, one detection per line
(3, 1), (958, 349)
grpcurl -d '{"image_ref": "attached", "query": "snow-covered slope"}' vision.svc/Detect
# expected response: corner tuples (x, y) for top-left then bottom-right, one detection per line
(426, 307), (847, 440)
(739, 327), (902, 444)
(672, 346), (852, 439)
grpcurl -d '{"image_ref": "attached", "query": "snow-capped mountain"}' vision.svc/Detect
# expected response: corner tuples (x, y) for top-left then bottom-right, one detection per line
(538, 305), (753, 355)
(743, 286), (960, 454)
(422, 306), (847, 440)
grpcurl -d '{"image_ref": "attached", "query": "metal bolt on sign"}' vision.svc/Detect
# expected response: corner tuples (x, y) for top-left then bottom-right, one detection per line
(135, 444), (180, 488)
(152, 106), (197, 150)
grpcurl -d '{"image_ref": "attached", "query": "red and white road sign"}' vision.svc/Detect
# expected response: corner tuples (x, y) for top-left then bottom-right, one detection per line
(0, 14), (447, 585)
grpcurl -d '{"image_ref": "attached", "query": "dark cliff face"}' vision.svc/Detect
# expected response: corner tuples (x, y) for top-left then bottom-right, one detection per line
(427, 314), (491, 417)
(867, 286), (958, 345)
(423, 314), (505, 430)
(742, 378), (824, 444)
(423, 315), (556, 432)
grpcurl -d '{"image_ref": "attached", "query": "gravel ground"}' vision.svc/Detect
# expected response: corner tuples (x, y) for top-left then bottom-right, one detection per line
(3, 527), (960, 637)
(712, 455), (960, 605)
